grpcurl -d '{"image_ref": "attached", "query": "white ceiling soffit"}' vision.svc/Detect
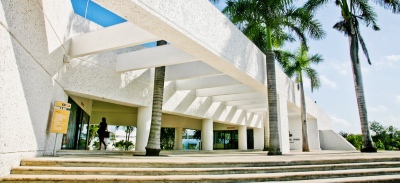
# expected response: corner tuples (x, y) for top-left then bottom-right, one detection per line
(69, 22), (158, 58)
(116, 44), (198, 72)
(197, 84), (254, 97)
(165, 61), (222, 81)
(212, 92), (264, 102)
(176, 75), (240, 90)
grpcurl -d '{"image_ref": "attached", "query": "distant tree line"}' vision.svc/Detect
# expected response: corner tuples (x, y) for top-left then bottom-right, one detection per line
(339, 121), (400, 150)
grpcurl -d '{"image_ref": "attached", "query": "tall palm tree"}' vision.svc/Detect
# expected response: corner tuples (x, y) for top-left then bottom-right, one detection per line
(275, 46), (323, 152)
(146, 40), (167, 156)
(304, 0), (399, 152)
(223, 0), (325, 155)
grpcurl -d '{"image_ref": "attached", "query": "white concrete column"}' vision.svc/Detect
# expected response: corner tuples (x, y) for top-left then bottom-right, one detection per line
(263, 113), (269, 150)
(278, 94), (290, 154)
(201, 119), (213, 150)
(174, 127), (183, 150)
(253, 127), (264, 150)
(135, 107), (152, 151)
(238, 125), (247, 150)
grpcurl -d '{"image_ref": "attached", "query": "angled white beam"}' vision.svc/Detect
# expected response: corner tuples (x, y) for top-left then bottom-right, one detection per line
(165, 61), (222, 81)
(213, 92), (264, 102)
(237, 103), (268, 110)
(69, 22), (158, 58)
(116, 44), (198, 72)
(196, 84), (254, 97)
(225, 99), (267, 106)
(176, 75), (240, 90)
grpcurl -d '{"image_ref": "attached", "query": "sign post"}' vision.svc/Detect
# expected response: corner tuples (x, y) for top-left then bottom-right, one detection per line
(50, 101), (71, 156)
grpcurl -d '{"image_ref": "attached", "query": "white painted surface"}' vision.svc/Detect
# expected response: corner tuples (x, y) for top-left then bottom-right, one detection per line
(278, 95), (290, 154)
(69, 22), (158, 58)
(0, 0), (351, 177)
(116, 44), (198, 72)
(202, 119), (213, 150)
(238, 125), (247, 150)
(253, 127), (264, 150)
(174, 127), (183, 150)
(319, 130), (356, 151)
(136, 107), (152, 151)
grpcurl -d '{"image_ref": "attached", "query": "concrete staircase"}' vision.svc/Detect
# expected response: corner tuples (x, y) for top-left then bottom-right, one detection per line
(1, 152), (400, 182)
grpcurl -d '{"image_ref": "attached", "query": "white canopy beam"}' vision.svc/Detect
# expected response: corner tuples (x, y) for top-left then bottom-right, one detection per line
(225, 99), (267, 106)
(176, 75), (240, 90)
(116, 44), (198, 72)
(212, 92), (264, 102)
(237, 103), (268, 110)
(69, 22), (158, 58)
(196, 84), (254, 97)
(165, 61), (222, 81)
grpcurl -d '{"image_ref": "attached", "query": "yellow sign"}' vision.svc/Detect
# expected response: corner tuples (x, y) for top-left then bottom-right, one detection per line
(50, 108), (70, 134)
(54, 101), (71, 109)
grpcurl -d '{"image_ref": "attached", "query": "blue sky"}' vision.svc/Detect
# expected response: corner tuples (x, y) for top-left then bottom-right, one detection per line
(73, 0), (399, 134)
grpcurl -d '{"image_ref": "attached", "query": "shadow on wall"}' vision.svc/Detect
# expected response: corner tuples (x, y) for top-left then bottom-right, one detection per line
(1, 0), (74, 155)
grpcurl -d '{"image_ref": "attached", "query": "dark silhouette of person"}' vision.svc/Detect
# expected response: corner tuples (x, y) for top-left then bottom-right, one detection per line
(97, 117), (108, 150)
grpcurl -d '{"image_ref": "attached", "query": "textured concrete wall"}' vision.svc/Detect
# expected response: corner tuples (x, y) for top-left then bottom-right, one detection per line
(0, 0), (69, 176)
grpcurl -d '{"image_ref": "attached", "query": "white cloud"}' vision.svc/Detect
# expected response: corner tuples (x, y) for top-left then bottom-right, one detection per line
(320, 75), (337, 89)
(331, 62), (349, 75)
(386, 55), (400, 61)
(368, 105), (388, 112)
(396, 96), (400, 104)
(331, 116), (352, 127)
(386, 115), (400, 124)
(375, 55), (400, 68)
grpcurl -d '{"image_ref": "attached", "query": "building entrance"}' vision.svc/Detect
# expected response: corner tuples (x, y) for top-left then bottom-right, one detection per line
(61, 98), (90, 150)
(213, 130), (238, 149)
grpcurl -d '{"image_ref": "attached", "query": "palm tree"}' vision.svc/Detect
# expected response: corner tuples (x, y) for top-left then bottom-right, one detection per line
(304, 0), (399, 152)
(146, 40), (167, 156)
(275, 46), (323, 152)
(223, 0), (325, 155)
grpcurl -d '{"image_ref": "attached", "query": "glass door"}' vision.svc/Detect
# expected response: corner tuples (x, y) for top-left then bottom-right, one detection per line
(61, 98), (90, 150)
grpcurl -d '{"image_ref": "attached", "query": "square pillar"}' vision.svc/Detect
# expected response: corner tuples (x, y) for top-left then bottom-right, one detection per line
(253, 127), (264, 150)
(238, 125), (247, 150)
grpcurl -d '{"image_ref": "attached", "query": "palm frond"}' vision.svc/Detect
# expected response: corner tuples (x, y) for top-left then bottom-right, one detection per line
(304, 67), (321, 92)
(333, 20), (350, 35)
(355, 26), (372, 65)
(373, 0), (400, 13)
(352, 0), (379, 28)
(307, 53), (324, 64)
(303, 0), (331, 12)
(274, 50), (297, 78)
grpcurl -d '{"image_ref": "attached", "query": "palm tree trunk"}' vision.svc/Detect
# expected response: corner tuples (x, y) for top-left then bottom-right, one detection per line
(299, 72), (310, 152)
(146, 40), (167, 156)
(348, 35), (376, 152)
(266, 50), (281, 155)
(266, 27), (281, 155)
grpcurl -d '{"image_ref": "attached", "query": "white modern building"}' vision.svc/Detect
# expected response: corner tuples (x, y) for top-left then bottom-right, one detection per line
(0, 0), (354, 177)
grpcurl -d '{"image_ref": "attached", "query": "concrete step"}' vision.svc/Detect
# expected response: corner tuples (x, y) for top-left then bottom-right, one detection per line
(19, 157), (400, 168)
(10, 162), (400, 176)
(2, 168), (400, 182)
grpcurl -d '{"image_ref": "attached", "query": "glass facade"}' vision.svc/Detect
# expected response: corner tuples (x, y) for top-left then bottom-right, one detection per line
(213, 130), (238, 149)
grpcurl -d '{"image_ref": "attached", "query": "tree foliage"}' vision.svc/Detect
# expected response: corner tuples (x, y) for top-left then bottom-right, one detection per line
(343, 121), (400, 150)
(160, 128), (175, 150)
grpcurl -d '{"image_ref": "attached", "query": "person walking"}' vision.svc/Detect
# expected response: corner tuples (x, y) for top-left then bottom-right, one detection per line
(97, 117), (108, 150)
